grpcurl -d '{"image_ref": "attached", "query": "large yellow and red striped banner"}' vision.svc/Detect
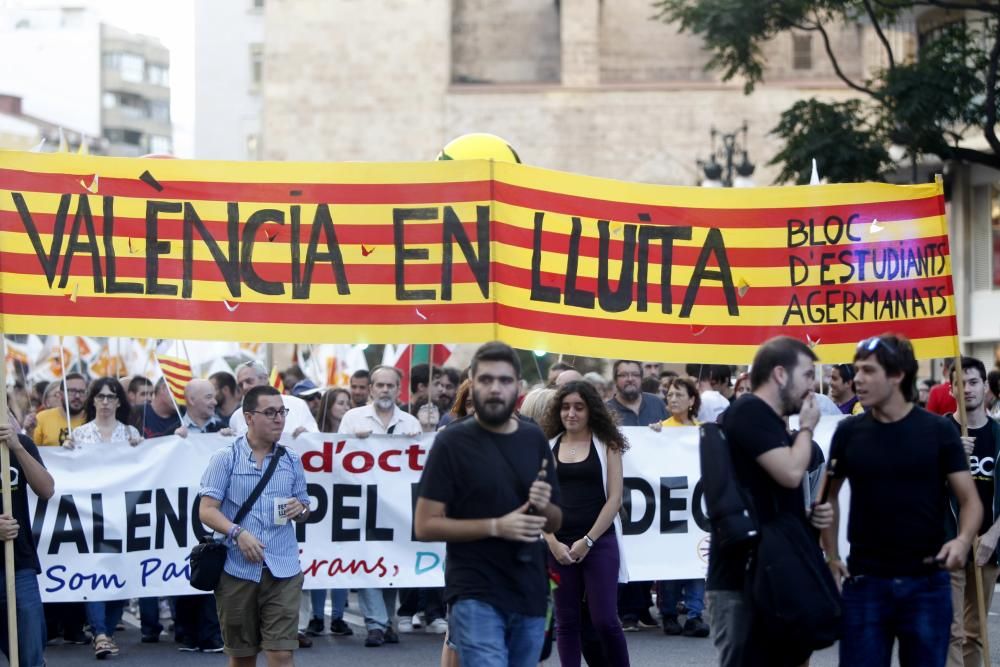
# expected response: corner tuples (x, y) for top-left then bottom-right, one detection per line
(0, 151), (957, 363)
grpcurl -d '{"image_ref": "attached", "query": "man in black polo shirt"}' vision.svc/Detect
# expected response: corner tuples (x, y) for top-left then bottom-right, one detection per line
(605, 359), (667, 632)
(823, 335), (980, 667)
(944, 356), (999, 666)
(414, 341), (561, 667)
(0, 422), (55, 667)
(708, 335), (829, 666)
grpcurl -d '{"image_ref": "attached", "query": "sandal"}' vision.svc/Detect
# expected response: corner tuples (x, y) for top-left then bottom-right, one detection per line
(93, 634), (113, 660)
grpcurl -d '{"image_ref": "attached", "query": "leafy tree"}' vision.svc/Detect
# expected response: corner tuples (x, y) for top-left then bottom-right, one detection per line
(652, 1), (1000, 183)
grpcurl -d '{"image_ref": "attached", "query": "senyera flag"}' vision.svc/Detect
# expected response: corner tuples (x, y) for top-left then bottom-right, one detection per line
(155, 352), (192, 406)
(0, 150), (958, 363)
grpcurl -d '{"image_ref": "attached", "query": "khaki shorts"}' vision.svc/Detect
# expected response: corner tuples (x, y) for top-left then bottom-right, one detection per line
(215, 569), (304, 657)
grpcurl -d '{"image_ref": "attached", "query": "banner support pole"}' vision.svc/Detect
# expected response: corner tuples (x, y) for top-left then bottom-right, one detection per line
(0, 337), (19, 667)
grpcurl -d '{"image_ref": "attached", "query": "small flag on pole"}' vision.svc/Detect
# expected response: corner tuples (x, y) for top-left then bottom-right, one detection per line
(269, 366), (285, 394)
(156, 353), (192, 406)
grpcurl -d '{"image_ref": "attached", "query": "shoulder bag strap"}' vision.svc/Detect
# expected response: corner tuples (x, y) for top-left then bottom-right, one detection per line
(232, 445), (285, 526)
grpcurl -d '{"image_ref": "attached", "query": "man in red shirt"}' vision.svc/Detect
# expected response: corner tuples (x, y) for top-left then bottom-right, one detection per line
(927, 360), (958, 416)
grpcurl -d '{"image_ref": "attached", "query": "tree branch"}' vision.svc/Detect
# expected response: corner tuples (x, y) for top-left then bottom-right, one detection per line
(983, 17), (1000, 157)
(945, 145), (1000, 170)
(861, 0), (896, 70)
(812, 17), (880, 97)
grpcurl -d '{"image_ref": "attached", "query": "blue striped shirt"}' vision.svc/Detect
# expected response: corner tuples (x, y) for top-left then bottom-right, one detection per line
(200, 436), (309, 582)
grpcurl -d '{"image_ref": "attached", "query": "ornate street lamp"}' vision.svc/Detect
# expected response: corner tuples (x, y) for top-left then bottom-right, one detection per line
(697, 121), (756, 188)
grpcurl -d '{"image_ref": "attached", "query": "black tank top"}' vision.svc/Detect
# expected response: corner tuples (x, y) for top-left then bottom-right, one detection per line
(553, 438), (609, 544)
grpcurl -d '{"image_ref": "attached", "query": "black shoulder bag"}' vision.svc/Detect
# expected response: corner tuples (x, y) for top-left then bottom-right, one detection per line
(189, 446), (286, 591)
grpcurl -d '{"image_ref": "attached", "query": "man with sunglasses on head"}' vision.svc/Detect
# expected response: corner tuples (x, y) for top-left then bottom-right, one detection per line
(199, 385), (311, 665)
(822, 335), (982, 667)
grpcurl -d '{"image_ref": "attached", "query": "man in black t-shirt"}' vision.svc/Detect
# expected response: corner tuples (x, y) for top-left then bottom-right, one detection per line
(708, 336), (831, 667)
(414, 341), (562, 667)
(0, 423), (55, 667)
(822, 335), (981, 667)
(943, 356), (1000, 667)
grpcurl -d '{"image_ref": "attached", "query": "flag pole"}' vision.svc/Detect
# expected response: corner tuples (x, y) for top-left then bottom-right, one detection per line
(0, 337), (20, 667)
(58, 337), (73, 440)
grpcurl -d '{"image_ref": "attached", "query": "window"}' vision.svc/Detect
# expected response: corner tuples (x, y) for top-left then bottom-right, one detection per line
(150, 100), (170, 122)
(146, 63), (169, 86)
(792, 34), (812, 70)
(148, 135), (172, 155)
(250, 44), (264, 88)
(105, 52), (146, 82)
(102, 92), (116, 109)
(103, 128), (143, 146)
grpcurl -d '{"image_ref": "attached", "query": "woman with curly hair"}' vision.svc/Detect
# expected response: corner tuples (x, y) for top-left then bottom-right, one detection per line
(541, 381), (630, 667)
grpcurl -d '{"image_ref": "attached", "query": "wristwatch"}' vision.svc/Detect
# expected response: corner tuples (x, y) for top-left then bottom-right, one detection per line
(584, 534), (594, 548)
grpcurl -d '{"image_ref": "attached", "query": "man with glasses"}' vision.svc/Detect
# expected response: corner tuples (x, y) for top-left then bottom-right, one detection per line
(339, 365), (421, 647)
(605, 359), (667, 631)
(33, 372), (87, 446)
(227, 362), (317, 440)
(200, 385), (311, 664)
(822, 335), (981, 667)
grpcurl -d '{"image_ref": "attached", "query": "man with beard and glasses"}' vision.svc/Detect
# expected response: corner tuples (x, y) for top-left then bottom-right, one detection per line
(605, 360), (666, 632)
(33, 372), (87, 446)
(709, 336), (833, 667)
(415, 341), (562, 667)
(339, 365), (421, 647)
(822, 335), (980, 667)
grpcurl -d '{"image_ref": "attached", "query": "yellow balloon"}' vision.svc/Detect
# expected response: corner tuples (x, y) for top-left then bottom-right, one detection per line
(436, 133), (521, 163)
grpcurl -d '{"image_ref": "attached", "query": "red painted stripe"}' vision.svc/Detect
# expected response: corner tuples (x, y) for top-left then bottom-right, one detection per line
(495, 303), (957, 346)
(0, 168), (492, 204)
(494, 182), (944, 230)
(0, 293), (495, 326)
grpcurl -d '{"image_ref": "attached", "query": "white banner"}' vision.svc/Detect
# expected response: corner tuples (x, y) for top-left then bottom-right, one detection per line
(31, 420), (842, 601)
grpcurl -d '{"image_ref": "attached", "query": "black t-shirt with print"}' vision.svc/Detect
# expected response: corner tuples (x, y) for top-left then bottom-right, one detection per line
(418, 417), (560, 617)
(946, 415), (996, 538)
(831, 407), (968, 577)
(1, 434), (45, 572)
(708, 394), (806, 591)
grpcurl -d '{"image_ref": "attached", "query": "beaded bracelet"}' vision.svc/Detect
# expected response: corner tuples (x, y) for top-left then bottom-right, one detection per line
(228, 525), (242, 541)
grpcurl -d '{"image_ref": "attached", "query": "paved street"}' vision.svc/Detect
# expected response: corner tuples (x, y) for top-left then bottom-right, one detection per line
(42, 588), (1000, 666)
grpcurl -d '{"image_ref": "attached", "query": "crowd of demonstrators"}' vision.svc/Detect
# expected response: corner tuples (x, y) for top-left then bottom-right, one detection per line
(229, 362), (318, 438)
(541, 381), (631, 667)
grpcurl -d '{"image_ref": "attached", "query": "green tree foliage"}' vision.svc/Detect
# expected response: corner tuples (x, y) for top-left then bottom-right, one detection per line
(652, 0), (1000, 183)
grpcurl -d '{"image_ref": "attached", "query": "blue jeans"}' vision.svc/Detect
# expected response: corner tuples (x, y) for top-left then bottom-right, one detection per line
(85, 600), (126, 637)
(0, 569), (47, 667)
(840, 571), (952, 667)
(658, 578), (705, 619)
(138, 596), (164, 637)
(310, 589), (347, 620)
(449, 598), (546, 667)
(359, 588), (397, 631)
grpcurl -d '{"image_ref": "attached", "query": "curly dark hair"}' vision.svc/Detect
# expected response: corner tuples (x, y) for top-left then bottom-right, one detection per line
(85, 377), (131, 424)
(542, 381), (628, 453)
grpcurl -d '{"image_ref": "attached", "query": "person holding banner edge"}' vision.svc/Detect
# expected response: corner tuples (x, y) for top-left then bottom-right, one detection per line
(198, 385), (311, 665)
(822, 335), (981, 667)
(0, 422), (54, 667)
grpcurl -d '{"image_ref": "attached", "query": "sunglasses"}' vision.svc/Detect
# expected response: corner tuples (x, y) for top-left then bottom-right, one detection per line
(857, 336), (898, 357)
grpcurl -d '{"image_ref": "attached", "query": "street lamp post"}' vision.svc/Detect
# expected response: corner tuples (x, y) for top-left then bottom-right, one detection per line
(697, 121), (756, 188)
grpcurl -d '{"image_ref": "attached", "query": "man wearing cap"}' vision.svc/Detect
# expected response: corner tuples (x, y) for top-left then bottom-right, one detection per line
(228, 362), (318, 440)
(291, 380), (324, 422)
(829, 364), (863, 415)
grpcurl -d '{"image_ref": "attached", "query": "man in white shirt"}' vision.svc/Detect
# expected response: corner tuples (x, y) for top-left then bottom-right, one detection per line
(338, 365), (420, 647)
(228, 362), (318, 439)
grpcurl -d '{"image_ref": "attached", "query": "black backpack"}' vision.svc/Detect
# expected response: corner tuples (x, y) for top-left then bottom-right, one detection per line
(699, 422), (759, 549)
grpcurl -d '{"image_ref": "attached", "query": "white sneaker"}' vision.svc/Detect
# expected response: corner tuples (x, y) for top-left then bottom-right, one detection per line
(397, 617), (415, 633)
(426, 618), (448, 635)
(411, 613), (425, 630)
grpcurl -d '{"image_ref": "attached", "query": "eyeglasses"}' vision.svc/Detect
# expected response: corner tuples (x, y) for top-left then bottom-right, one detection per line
(248, 407), (289, 420)
(66, 388), (86, 396)
(857, 336), (898, 357)
(94, 394), (118, 403)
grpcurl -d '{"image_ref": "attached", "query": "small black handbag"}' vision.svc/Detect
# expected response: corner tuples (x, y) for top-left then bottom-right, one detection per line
(189, 446), (285, 591)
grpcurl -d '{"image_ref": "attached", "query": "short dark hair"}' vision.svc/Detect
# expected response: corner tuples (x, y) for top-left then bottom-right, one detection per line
(659, 369), (679, 380)
(709, 364), (732, 385)
(243, 385), (281, 413)
(641, 376), (660, 394)
(550, 361), (575, 374)
(853, 334), (918, 402)
(86, 376), (131, 423)
(832, 364), (855, 384)
(988, 370), (1000, 398)
(434, 366), (462, 386)
(542, 381), (628, 452)
(950, 356), (987, 384)
(410, 363), (429, 393)
(471, 341), (521, 379)
(667, 376), (701, 419)
(351, 369), (370, 382)
(128, 375), (153, 394)
(612, 360), (641, 377)
(370, 365), (402, 386)
(65, 372), (87, 385)
(750, 336), (818, 391)
(684, 363), (710, 381)
(209, 371), (237, 395)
